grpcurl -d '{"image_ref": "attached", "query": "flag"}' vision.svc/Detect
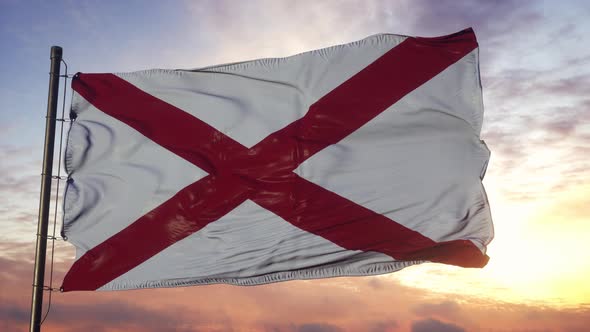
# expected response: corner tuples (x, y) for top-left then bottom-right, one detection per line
(61, 28), (493, 291)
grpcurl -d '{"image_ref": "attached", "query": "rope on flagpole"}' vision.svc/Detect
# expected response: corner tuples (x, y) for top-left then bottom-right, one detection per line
(40, 58), (70, 325)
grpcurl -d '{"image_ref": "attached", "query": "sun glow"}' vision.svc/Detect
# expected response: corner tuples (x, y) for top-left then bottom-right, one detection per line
(394, 185), (590, 307)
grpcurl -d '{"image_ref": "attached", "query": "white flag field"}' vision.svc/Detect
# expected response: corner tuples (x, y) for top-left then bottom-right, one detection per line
(60, 28), (493, 291)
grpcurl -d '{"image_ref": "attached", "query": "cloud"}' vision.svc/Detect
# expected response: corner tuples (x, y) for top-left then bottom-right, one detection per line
(367, 277), (386, 290)
(567, 328), (590, 332)
(1, 300), (203, 332)
(412, 301), (461, 319)
(0, 142), (69, 244)
(534, 76), (590, 97)
(407, 0), (540, 36)
(411, 318), (465, 332)
(179, 0), (546, 71)
(0, 303), (28, 325)
(480, 87), (590, 202)
(181, 0), (401, 67)
(566, 54), (590, 67)
(298, 323), (344, 332)
(367, 320), (399, 332)
(469, 4), (590, 203)
(487, 69), (590, 106)
(2, 248), (590, 332)
(46, 301), (199, 332)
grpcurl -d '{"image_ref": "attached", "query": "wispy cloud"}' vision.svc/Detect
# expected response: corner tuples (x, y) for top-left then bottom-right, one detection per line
(411, 318), (465, 332)
(412, 301), (461, 320)
(179, 0), (401, 67)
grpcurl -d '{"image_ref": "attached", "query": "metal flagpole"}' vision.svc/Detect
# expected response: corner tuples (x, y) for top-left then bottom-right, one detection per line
(29, 46), (62, 332)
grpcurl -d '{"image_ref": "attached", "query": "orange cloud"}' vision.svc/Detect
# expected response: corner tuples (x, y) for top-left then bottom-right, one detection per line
(2, 252), (590, 332)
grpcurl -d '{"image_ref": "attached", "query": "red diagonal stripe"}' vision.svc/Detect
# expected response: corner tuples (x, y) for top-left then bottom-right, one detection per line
(234, 28), (479, 176)
(252, 175), (487, 268)
(62, 29), (486, 291)
(72, 73), (246, 174)
(62, 175), (252, 291)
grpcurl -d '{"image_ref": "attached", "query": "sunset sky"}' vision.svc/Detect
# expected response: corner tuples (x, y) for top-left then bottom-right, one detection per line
(1, 1), (590, 331)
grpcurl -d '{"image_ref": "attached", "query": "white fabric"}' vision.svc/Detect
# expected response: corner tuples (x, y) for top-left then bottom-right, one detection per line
(63, 96), (207, 255)
(63, 32), (493, 291)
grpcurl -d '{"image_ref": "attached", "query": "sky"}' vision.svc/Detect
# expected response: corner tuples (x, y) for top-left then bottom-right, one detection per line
(1, 0), (589, 331)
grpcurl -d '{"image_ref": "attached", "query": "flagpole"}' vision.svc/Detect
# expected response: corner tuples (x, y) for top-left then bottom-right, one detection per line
(29, 45), (62, 332)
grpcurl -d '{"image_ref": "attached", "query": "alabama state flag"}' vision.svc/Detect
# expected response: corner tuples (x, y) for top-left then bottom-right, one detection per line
(61, 28), (493, 291)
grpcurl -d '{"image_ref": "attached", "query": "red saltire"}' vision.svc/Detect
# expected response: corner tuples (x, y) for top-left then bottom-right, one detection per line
(62, 28), (487, 291)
